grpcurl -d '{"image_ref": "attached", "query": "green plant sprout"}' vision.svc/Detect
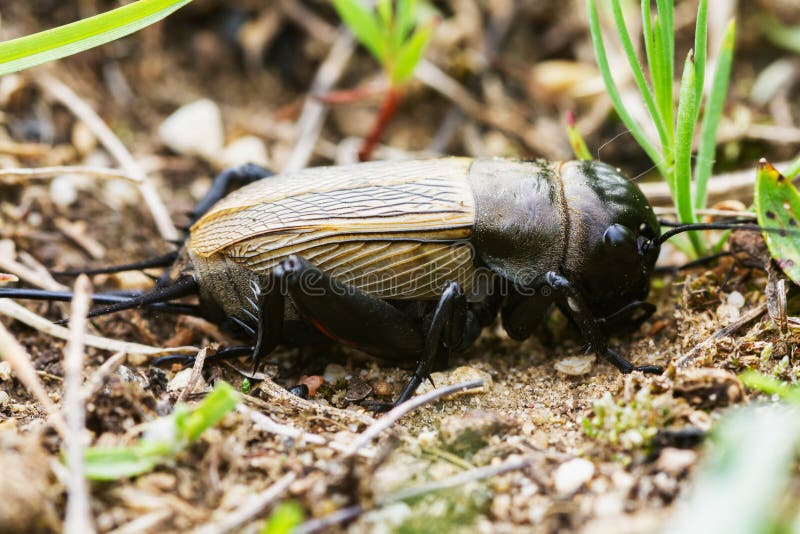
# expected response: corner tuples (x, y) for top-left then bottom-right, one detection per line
(78, 381), (239, 480)
(332, 0), (436, 161)
(586, 0), (735, 257)
(0, 0), (192, 77)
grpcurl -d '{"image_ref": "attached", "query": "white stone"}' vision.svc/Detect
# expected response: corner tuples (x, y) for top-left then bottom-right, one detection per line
(166, 368), (208, 395)
(50, 175), (79, 207)
(727, 291), (745, 309)
(323, 363), (347, 383)
(158, 99), (224, 160)
(554, 354), (596, 375)
(554, 458), (595, 497)
(655, 447), (697, 476)
(221, 135), (270, 167)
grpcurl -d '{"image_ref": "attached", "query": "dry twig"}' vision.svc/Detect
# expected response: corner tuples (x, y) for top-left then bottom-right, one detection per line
(63, 275), (95, 534)
(282, 30), (355, 172)
(342, 379), (484, 458)
(35, 73), (179, 241)
(0, 165), (139, 185)
(0, 298), (198, 356)
(194, 472), (297, 534)
(176, 347), (208, 403)
(675, 303), (768, 368)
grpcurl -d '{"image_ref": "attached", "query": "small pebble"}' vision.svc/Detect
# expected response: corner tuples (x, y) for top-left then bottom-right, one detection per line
(655, 447), (697, 477)
(221, 135), (270, 167)
(0, 390), (9, 408)
(323, 363), (347, 383)
(298, 375), (324, 397)
(554, 458), (595, 497)
(158, 99), (224, 160)
(372, 380), (392, 397)
(345, 376), (372, 402)
(50, 175), (79, 207)
(554, 354), (595, 376)
(416, 365), (492, 396)
(166, 368), (208, 395)
(0, 361), (11, 381)
(438, 410), (512, 454)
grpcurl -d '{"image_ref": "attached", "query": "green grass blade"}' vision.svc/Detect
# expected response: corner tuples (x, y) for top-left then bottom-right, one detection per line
(610, 0), (669, 151)
(391, 21), (433, 84)
(761, 17), (800, 54)
(332, 0), (387, 61)
(693, 0), (708, 107)
(587, 0), (666, 178)
(0, 0), (191, 77)
(566, 111), (592, 161)
(394, 0), (416, 50)
(177, 381), (239, 442)
(784, 153), (800, 179)
(674, 50), (704, 255)
(651, 17), (674, 150)
(694, 19), (735, 211)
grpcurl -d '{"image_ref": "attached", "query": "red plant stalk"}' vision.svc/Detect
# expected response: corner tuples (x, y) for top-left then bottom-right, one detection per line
(358, 86), (403, 161)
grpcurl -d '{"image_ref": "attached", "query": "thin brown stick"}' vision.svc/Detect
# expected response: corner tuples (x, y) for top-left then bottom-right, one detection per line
(194, 472), (297, 534)
(35, 73), (178, 241)
(674, 303), (768, 368)
(282, 30), (355, 172)
(0, 240), (66, 291)
(82, 351), (126, 400)
(237, 404), (326, 445)
(342, 379), (484, 458)
(256, 376), (376, 427)
(0, 321), (67, 436)
(176, 347), (207, 403)
(0, 298), (198, 356)
(0, 165), (140, 185)
(106, 510), (171, 534)
(63, 275), (95, 534)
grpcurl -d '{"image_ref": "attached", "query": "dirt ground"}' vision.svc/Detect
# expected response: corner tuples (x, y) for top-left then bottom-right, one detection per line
(1, 1), (799, 532)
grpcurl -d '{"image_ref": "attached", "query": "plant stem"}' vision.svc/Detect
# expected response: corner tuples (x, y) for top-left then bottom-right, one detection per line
(358, 86), (403, 161)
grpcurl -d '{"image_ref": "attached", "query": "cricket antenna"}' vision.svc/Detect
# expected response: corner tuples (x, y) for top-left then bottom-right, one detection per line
(52, 250), (179, 276)
(646, 220), (797, 250)
(78, 275), (199, 320)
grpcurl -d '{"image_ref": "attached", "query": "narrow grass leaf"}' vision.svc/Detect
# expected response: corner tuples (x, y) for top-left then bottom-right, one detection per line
(784, 154), (800, 179)
(692, 0), (708, 107)
(586, 0), (665, 178)
(392, 22), (433, 84)
(651, 17), (674, 149)
(754, 159), (800, 286)
(761, 17), (800, 54)
(694, 19), (736, 211)
(740, 371), (800, 403)
(0, 0), (191, 77)
(611, 0), (668, 150)
(566, 111), (592, 160)
(674, 50), (704, 255)
(332, 0), (386, 61)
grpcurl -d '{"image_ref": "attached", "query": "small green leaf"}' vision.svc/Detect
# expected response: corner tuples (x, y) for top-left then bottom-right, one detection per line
(332, 0), (386, 61)
(83, 442), (172, 481)
(81, 382), (239, 480)
(391, 21), (433, 84)
(754, 159), (800, 286)
(784, 154), (800, 180)
(740, 371), (800, 404)
(761, 17), (800, 54)
(0, 0), (191, 77)
(566, 111), (592, 161)
(177, 381), (239, 442)
(261, 501), (305, 534)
